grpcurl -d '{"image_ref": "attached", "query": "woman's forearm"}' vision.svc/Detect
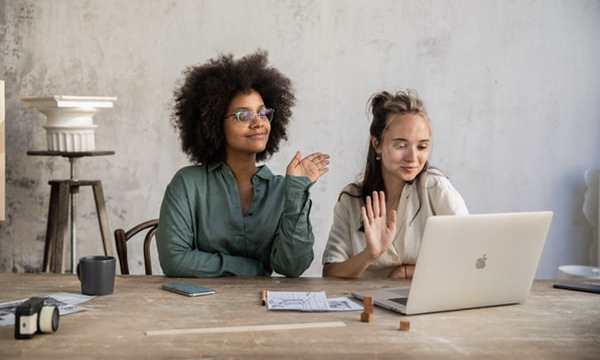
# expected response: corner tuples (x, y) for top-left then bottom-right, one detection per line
(322, 250), (376, 278)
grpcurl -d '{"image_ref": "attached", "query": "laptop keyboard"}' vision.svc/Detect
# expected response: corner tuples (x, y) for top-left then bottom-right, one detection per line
(389, 297), (408, 306)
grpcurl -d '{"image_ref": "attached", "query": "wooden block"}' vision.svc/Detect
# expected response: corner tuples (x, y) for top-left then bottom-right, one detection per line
(399, 319), (410, 331)
(360, 312), (372, 323)
(362, 304), (374, 313)
(363, 295), (374, 306)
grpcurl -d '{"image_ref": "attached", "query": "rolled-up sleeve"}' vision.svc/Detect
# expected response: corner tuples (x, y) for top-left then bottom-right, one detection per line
(269, 176), (315, 277)
(322, 195), (355, 265)
(430, 177), (469, 216)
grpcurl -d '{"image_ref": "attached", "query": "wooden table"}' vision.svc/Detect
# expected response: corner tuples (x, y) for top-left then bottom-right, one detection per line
(1, 274), (598, 359)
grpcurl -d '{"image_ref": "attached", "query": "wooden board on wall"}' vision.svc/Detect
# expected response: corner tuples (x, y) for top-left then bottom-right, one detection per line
(1, 80), (4, 221)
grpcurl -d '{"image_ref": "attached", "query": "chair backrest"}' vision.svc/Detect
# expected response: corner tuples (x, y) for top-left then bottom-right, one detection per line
(114, 219), (159, 275)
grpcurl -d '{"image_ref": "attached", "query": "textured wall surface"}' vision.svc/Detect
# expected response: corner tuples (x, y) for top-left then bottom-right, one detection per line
(1, 0), (599, 277)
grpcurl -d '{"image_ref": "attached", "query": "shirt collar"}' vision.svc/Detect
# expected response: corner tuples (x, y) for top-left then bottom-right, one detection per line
(207, 162), (223, 171)
(207, 162), (274, 180)
(255, 165), (274, 180)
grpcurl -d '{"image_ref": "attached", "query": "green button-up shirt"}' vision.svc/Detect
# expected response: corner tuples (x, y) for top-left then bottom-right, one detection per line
(156, 163), (315, 277)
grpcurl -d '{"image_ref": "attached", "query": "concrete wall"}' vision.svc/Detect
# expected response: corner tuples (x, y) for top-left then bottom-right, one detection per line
(1, 0), (599, 277)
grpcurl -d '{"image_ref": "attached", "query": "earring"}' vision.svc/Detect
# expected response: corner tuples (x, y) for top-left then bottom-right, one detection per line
(375, 154), (381, 161)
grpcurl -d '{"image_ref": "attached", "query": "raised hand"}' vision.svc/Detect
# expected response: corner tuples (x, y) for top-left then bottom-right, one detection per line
(361, 191), (397, 259)
(286, 151), (330, 183)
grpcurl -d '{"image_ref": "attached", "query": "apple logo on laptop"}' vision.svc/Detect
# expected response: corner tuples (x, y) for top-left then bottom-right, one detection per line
(475, 254), (487, 269)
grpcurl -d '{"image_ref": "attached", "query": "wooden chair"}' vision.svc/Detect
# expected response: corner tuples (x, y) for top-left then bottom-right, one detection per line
(114, 219), (159, 275)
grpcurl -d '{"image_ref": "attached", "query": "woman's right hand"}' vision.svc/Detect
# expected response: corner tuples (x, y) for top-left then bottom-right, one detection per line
(285, 151), (330, 183)
(361, 191), (397, 259)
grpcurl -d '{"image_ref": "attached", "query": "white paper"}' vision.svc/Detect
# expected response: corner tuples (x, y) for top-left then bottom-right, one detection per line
(326, 297), (364, 311)
(0, 292), (93, 326)
(266, 291), (363, 312)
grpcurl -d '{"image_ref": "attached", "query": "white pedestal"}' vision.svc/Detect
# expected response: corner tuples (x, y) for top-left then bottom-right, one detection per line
(22, 96), (117, 152)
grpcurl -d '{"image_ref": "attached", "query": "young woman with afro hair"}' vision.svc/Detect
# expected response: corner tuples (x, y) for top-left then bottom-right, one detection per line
(156, 50), (330, 277)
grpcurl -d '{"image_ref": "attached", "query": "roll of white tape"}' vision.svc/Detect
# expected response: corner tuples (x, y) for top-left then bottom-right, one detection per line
(38, 306), (59, 333)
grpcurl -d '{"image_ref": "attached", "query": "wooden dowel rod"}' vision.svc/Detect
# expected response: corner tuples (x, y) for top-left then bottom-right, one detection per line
(145, 321), (346, 336)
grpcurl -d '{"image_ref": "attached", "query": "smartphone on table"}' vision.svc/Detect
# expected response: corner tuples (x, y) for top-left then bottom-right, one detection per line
(161, 283), (216, 297)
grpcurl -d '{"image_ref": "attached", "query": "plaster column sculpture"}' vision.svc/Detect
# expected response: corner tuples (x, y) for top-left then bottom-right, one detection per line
(21, 95), (117, 152)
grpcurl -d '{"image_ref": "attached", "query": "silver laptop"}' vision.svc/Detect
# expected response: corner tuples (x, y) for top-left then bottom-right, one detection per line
(352, 211), (553, 315)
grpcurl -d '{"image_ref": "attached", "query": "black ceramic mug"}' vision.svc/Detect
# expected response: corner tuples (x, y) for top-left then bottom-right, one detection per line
(76, 256), (116, 295)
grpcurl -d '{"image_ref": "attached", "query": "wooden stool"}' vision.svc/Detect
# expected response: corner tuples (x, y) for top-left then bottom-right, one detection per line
(42, 180), (113, 273)
(28, 150), (115, 273)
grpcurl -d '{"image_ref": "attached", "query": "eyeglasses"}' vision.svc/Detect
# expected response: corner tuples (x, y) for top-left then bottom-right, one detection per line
(225, 108), (275, 123)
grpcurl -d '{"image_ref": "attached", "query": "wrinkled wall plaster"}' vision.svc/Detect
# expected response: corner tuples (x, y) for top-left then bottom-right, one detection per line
(1, 0), (599, 277)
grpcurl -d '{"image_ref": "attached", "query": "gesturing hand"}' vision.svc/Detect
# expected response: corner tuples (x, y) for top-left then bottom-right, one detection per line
(286, 151), (330, 183)
(362, 191), (397, 259)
